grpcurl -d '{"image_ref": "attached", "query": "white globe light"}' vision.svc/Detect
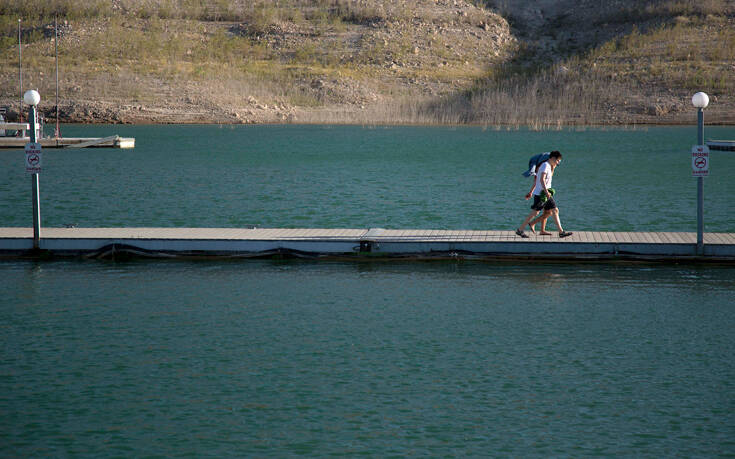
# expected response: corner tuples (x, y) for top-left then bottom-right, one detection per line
(23, 89), (41, 106)
(692, 92), (709, 109)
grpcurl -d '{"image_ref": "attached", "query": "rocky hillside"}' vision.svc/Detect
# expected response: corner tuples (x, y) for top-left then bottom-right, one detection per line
(1, 0), (733, 126)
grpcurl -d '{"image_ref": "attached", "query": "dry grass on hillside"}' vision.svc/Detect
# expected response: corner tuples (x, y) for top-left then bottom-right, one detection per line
(1, 0), (514, 124)
(297, 8), (735, 127)
(1, 0), (733, 125)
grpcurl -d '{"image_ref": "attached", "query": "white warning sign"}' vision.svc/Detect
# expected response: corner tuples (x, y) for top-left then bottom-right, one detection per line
(25, 142), (42, 174)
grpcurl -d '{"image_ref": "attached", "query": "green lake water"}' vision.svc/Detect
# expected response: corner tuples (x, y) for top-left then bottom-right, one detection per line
(1, 124), (735, 231)
(1, 125), (734, 456)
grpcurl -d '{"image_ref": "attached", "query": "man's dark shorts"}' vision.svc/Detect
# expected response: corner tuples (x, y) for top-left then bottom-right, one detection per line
(531, 194), (557, 211)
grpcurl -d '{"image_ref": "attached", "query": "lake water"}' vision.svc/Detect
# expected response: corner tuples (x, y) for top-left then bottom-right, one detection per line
(1, 125), (735, 456)
(1, 124), (735, 231)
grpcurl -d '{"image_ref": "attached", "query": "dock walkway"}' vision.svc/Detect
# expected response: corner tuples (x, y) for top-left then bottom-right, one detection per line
(0, 136), (135, 149)
(1, 227), (734, 262)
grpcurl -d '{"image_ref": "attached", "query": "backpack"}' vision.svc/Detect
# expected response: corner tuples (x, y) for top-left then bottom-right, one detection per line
(522, 152), (550, 177)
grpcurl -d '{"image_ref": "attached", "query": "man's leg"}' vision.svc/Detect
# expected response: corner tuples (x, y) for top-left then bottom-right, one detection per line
(529, 210), (552, 231)
(528, 212), (541, 233)
(532, 199), (556, 235)
(517, 210), (540, 236)
(539, 213), (551, 235)
(551, 207), (573, 238)
(551, 208), (563, 233)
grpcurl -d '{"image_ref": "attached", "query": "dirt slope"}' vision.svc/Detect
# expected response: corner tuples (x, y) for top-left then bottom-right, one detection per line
(1, 0), (733, 125)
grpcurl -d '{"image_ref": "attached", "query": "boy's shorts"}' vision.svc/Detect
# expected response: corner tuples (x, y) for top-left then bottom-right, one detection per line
(531, 194), (557, 211)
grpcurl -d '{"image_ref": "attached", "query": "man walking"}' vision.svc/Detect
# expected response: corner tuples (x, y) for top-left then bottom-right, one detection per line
(521, 151), (551, 234)
(515, 150), (573, 238)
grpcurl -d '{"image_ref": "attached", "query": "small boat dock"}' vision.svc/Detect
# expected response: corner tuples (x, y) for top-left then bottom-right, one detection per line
(706, 140), (735, 151)
(0, 122), (134, 149)
(0, 134), (135, 149)
(1, 227), (734, 262)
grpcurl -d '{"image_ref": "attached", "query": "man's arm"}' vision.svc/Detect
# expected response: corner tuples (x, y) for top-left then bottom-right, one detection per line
(539, 170), (551, 197)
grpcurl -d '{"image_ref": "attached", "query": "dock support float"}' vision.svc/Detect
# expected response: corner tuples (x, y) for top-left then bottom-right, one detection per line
(1, 228), (734, 263)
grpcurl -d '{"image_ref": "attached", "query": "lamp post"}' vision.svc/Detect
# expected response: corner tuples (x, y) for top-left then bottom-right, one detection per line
(24, 89), (41, 250)
(692, 91), (709, 255)
(18, 19), (23, 123)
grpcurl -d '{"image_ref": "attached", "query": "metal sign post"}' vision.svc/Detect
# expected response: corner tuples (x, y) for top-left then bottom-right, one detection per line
(691, 92), (709, 256)
(23, 90), (42, 250)
(696, 108), (704, 255)
(18, 19), (23, 123)
(29, 105), (41, 249)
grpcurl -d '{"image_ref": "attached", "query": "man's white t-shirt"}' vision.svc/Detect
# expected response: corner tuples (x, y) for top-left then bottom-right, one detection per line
(532, 161), (553, 196)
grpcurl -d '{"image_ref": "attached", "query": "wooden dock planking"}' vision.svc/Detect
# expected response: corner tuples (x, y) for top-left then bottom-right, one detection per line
(706, 232), (732, 245)
(1, 227), (734, 261)
(648, 232), (665, 244)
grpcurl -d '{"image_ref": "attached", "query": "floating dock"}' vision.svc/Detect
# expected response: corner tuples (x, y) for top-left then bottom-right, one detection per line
(706, 140), (735, 151)
(0, 135), (135, 149)
(1, 227), (734, 262)
(0, 121), (134, 148)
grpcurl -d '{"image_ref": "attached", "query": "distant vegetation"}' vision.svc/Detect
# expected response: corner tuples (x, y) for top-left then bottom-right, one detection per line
(458, 9), (735, 126)
(0, 0), (492, 25)
(1, 0), (733, 126)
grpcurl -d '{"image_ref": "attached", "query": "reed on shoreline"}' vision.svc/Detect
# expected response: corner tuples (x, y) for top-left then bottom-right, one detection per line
(1, 1), (733, 126)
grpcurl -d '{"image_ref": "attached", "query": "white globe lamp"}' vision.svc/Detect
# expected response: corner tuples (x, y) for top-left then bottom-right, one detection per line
(691, 92), (709, 109)
(24, 89), (41, 106)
